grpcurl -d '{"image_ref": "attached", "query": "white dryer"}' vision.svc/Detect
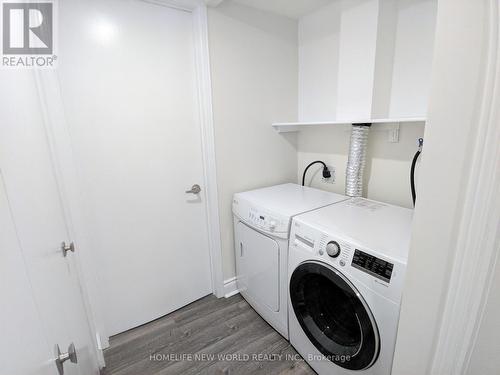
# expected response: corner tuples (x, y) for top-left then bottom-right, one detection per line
(232, 183), (347, 338)
(288, 198), (413, 375)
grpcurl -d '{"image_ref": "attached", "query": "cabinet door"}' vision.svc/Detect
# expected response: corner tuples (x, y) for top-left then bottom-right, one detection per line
(0, 71), (99, 375)
(237, 222), (280, 312)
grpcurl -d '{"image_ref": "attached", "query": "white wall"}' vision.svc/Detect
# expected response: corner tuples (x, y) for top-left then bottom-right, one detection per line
(388, 0), (437, 117)
(296, 0), (435, 209)
(298, 1), (341, 122)
(336, 0), (380, 120)
(298, 123), (424, 208)
(298, 0), (437, 121)
(371, 0), (398, 118)
(207, 2), (298, 280)
(392, 0), (489, 373)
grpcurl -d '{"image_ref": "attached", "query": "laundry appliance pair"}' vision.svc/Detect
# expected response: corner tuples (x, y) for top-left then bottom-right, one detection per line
(232, 183), (412, 375)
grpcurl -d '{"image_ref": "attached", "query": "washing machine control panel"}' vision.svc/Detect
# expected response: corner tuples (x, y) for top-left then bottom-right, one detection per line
(351, 249), (394, 283)
(291, 218), (408, 303)
(292, 222), (353, 267)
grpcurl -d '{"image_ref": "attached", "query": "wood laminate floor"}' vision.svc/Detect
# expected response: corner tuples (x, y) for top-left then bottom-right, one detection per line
(101, 294), (315, 375)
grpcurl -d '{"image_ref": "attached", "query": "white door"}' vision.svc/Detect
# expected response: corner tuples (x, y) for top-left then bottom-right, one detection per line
(0, 71), (99, 375)
(57, 0), (213, 335)
(236, 222), (280, 312)
(0, 174), (53, 375)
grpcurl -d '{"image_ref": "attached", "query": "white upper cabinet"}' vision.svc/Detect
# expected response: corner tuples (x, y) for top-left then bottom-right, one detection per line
(297, 0), (437, 123)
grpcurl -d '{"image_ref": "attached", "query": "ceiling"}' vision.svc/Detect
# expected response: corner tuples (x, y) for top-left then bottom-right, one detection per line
(230, 0), (336, 19)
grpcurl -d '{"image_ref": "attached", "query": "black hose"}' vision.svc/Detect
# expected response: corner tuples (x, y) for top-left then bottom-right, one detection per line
(410, 150), (421, 206)
(302, 161), (330, 186)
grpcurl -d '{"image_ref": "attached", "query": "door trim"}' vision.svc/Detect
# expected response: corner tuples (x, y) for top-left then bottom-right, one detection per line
(191, 2), (225, 299)
(33, 0), (224, 361)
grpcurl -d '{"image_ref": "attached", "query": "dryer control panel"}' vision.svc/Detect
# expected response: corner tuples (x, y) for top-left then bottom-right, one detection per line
(247, 208), (282, 232)
(232, 197), (289, 235)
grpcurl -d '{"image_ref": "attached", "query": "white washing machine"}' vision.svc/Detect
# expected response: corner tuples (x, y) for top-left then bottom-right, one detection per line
(232, 183), (347, 338)
(288, 198), (413, 375)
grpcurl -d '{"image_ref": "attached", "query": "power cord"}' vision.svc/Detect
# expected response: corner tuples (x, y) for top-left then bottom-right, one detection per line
(302, 161), (331, 186)
(410, 138), (424, 206)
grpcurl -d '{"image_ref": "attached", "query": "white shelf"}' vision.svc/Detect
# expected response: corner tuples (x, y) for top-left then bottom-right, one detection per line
(272, 117), (426, 133)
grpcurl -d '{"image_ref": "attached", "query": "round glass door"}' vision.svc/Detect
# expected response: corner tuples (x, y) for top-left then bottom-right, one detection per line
(290, 261), (379, 370)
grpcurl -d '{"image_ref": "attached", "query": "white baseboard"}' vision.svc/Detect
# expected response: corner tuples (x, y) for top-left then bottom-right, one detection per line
(223, 277), (239, 298)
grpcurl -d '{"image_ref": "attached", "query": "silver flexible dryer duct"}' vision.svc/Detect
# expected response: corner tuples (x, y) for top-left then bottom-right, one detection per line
(345, 124), (371, 197)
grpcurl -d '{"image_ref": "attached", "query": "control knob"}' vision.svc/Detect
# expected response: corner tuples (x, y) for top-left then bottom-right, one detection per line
(269, 220), (277, 231)
(326, 241), (341, 258)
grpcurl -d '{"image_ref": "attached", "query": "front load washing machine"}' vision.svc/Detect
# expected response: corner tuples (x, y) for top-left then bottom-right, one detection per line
(288, 198), (413, 374)
(232, 183), (347, 338)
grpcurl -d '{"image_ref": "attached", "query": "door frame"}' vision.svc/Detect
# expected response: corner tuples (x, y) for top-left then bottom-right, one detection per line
(393, 0), (500, 374)
(34, 0), (224, 361)
(428, 1), (500, 373)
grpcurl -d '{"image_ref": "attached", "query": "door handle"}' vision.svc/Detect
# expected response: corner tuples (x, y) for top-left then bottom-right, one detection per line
(61, 242), (75, 257)
(55, 343), (78, 375)
(185, 184), (201, 194)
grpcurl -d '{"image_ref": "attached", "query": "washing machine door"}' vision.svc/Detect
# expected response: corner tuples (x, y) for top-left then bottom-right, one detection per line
(290, 261), (380, 370)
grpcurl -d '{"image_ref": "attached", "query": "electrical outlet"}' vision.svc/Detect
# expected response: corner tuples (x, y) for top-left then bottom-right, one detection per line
(388, 123), (400, 143)
(322, 166), (336, 184)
